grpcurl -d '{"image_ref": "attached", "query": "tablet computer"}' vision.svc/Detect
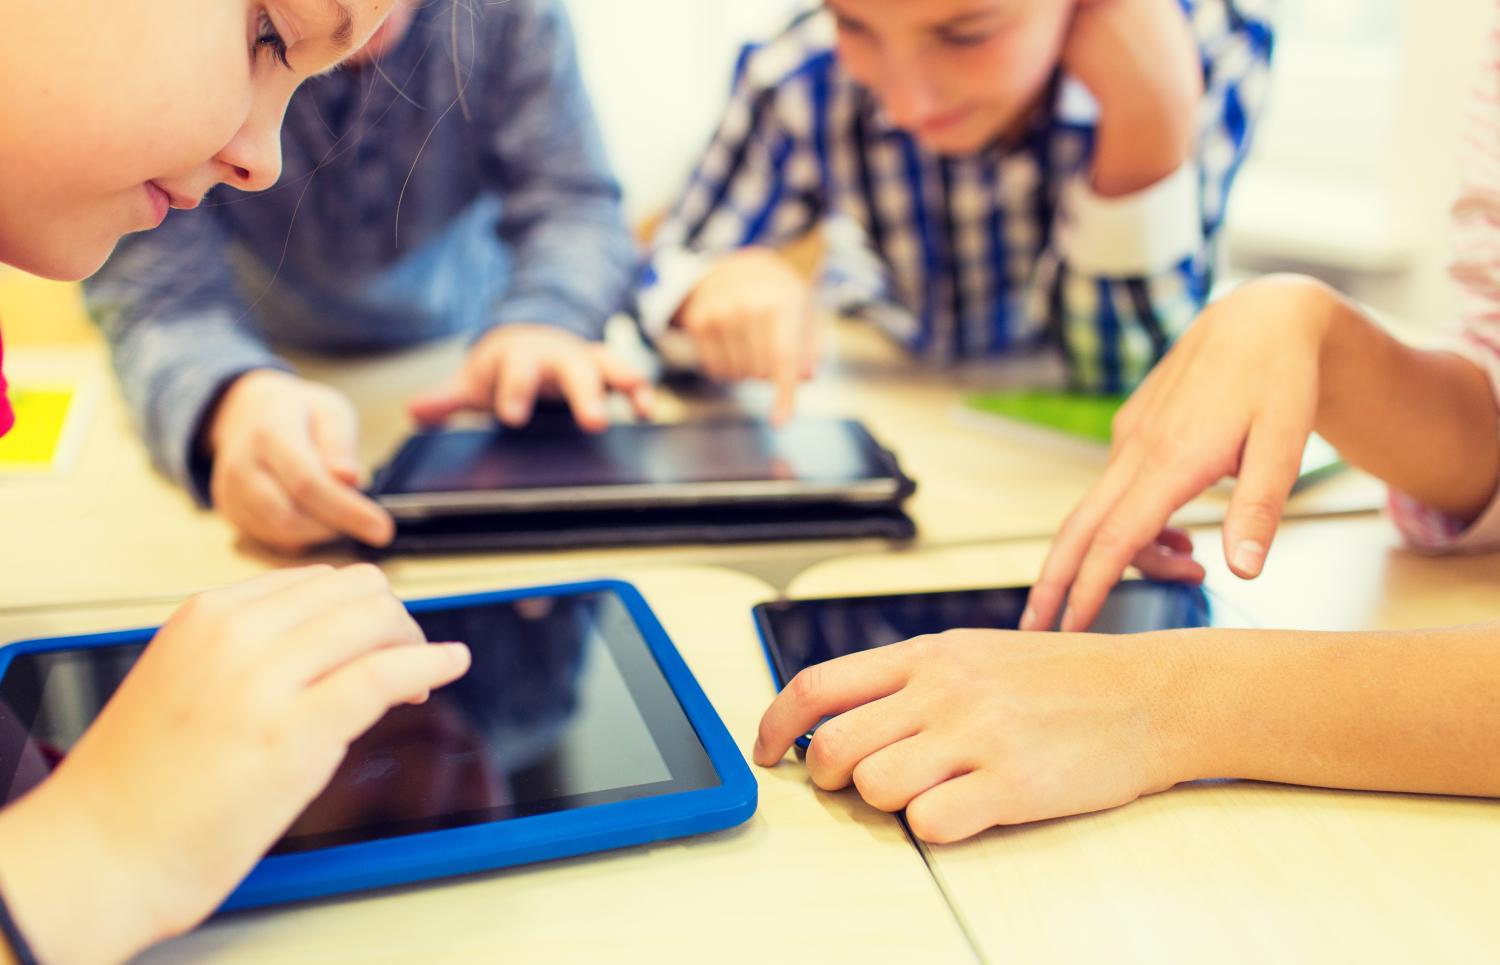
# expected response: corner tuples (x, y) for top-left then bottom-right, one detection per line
(0, 580), (756, 912)
(754, 581), (1240, 747)
(368, 418), (915, 520)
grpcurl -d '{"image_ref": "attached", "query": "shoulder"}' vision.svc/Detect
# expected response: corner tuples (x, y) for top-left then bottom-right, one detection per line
(1180, 0), (1275, 55)
(423, 0), (577, 62)
(733, 8), (842, 96)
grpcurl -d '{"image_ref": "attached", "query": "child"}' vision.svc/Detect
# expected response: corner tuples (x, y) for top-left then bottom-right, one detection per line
(640, 0), (1273, 422)
(0, 1), (470, 961)
(753, 17), (1500, 845)
(84, 0), (648, 554)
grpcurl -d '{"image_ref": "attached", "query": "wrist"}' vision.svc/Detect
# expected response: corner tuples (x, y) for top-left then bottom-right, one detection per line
(1148, 627), (1270, 785)
(0, 779), (167, 964)
(1306, 280), (1381, 430)
(1141, 628), (1224, 786)
(202, 369), (290, 458)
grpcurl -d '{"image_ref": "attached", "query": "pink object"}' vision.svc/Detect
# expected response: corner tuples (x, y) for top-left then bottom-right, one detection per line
(1389, 21), (1500, 552)
(0, 327), (13, 439)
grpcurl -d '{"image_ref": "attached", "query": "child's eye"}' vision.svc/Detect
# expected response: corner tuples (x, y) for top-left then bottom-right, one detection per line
(834, 15), (871, 38)
(940, 31), (994, 48)
(254, 9), (293, 69)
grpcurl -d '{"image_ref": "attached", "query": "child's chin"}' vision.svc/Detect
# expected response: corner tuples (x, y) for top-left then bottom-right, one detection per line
(5, 234), (113, 283)
(914, 126), (990, 158)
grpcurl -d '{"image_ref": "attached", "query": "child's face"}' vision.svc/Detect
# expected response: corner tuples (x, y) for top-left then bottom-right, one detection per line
(827, 0), (1075, 155)
(0, 0), (396, 281)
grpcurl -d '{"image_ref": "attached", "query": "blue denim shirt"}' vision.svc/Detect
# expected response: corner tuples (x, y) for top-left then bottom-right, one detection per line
(84, 0), (636, 501)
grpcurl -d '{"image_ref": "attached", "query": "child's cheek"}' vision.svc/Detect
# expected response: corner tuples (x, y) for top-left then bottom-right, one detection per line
(834, 34), (881, 91)
(986, 32), (1051, 97)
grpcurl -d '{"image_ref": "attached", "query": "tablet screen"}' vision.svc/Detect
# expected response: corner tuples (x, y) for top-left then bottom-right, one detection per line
(757, 582), (1219, 686)
(376, 419), (896, 496)
(0, 589), (720, 855)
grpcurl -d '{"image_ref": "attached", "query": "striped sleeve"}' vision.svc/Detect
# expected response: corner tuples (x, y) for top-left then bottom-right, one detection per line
(1390, 17), (1500, 553)
(1029, 0), (1274, 393)
(637, 26), (830, 338)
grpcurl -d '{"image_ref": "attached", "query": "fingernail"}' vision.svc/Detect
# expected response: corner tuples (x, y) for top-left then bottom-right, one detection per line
(1232, 540), (1267, 575)
(436, 642), (471, 669)
(1020, 606), (1036, 630)
(1060, 606), (1074, 632)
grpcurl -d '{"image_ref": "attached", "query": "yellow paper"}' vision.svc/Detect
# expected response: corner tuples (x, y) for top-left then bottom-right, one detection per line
(0, 385), (76, 470)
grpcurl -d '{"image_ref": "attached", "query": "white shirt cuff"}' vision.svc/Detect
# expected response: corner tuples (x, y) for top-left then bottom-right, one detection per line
(637, 248), (721, 340)
(1054, 162), (1202, 277)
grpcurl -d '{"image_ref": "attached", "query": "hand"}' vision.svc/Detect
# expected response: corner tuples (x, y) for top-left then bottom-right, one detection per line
(0, 566), (471, 963)
(206, 370), (394, 553)
(407, 324), (654, 434)
(1021, 276), (1338, 634)
(675, 248), (821, 425)
(1062, 0), (1202, 196)
(753, 628), (1195, 843)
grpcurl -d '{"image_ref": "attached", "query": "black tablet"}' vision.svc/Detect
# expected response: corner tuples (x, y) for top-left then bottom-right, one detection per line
(0, 581), (755, 911)
(754, 581), (1239, 745)
(368, 418), (914, 520)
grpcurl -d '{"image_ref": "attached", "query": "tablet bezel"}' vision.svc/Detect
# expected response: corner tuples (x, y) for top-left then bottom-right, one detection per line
(367, 419), (912, 520)
(0, 580), (757, 912)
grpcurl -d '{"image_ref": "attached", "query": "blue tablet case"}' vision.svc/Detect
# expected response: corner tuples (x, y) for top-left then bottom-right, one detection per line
(0, 580), (757, 912)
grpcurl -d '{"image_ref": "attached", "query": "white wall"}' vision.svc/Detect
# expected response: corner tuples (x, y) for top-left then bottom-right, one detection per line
(1212, 0), (1489, 328)
(563, 0), (804, 223)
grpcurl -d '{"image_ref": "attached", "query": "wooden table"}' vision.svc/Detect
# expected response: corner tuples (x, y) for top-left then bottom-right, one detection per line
(0, 324), (1384, 612)
(781, 515), (1500, 963)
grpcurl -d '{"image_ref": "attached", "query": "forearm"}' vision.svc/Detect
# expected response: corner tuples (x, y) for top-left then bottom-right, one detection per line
(493, 203), (637, 339)
(0, 782), (162, 964)
(1313, 288), (1500, 521)
(483, 1), (636, 339)
(1090, 103), (1196, 198)
(1170, 624), (1500, 797)
(1082, 0), (1201, 199)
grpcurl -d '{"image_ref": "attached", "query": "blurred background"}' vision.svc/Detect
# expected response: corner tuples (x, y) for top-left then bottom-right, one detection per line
(3, 0), (1494, 342)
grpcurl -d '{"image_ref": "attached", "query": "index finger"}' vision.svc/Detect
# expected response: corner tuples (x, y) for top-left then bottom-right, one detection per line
(1060, 462), (1213, 632)
(753, 641), (917, 766)
(1022, 446), (1145, 631)
(262, 435), (394, 547)
(769, 313), (803, 427)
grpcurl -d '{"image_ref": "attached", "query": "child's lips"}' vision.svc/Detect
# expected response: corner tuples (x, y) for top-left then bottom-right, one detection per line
(143, 181), (171, 227)
(148, 181), (200, 212)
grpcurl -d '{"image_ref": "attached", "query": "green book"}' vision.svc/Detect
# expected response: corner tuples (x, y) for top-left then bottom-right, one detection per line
(964, 390), (1127, 445)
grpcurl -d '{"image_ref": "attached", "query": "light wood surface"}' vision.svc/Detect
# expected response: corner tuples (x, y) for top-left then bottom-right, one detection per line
(783, 516), (1500, 963)
(0, 324), (1384, 612)
(0, 566), (973, 964)
(0, 270), (96, 346)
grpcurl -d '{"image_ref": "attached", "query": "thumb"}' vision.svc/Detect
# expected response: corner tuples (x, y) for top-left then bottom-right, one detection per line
(771, 307), (809, 426)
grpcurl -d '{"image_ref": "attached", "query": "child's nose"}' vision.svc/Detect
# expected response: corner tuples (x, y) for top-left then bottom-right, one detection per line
(216, 113), (286, 193)
(878, 59), (940, 131)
